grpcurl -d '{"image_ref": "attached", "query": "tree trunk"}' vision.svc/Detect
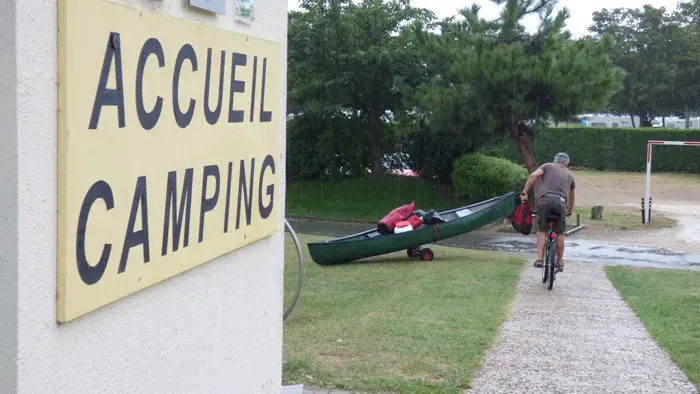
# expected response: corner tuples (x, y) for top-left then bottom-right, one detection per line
(629, 114), (636, 128)
(662, 116), (665, 128)
(372, 157), (383, 176)
(368, 111), (384, 177)
(512, 124), (538, 173)
(686, 106), (690, 129)
(639, 114), (653, 128)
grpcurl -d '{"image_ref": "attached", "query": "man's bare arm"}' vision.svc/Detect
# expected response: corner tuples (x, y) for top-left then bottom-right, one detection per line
(568, 186), (575, 215)
(521, 168), (544, 197)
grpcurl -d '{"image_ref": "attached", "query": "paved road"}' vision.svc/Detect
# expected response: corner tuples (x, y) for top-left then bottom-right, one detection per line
(465, 263), (697, 394)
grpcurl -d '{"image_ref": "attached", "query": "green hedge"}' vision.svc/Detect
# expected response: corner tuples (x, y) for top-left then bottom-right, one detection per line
(452, 153), (529, 203)
(481, 127), (700, 173)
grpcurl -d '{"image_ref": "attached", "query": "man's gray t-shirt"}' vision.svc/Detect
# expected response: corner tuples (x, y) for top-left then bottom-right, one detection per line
(536, 163), (576, 203)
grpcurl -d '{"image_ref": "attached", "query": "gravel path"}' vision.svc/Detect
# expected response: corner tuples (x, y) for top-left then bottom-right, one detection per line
(466, 263), (697, 394)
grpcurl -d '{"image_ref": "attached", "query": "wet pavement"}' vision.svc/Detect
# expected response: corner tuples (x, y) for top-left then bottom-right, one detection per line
(452, 233), (700, 271)
(287, 217), (700, 271)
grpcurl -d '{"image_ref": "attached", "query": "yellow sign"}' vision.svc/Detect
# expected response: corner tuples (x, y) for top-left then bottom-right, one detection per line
(57, 0), (282, 322)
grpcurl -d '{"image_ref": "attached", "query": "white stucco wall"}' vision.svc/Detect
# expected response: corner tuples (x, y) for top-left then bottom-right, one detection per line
(0, 0), (19, 391)
(4, 0), (287, 392)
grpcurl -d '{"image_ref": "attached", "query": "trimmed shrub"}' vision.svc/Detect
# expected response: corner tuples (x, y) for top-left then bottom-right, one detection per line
(481, 127), (700, 173)
(452, 153), (529, 203)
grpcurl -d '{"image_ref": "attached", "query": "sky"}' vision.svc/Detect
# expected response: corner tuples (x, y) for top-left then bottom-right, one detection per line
(287, 0), (680, 38)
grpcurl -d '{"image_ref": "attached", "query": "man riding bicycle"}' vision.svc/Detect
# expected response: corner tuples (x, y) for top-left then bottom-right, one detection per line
(520, 153), (576, 272)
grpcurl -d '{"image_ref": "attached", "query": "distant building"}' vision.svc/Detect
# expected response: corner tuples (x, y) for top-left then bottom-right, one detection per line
(662, 117), (700, 129)
(571, 114), (700, 129)
(575, 114), (645, 128)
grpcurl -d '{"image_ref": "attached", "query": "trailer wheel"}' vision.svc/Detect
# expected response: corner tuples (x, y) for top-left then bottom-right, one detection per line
(407, 246), (422, 258)
(420, 248), (434, 261)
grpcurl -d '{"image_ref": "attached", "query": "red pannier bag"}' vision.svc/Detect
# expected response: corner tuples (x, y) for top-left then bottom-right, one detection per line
(511, 201), (533, 235)
(377, 201), (415, 234)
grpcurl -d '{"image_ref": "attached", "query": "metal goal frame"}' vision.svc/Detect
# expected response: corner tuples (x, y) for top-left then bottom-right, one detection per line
(643, 139), (700, 224)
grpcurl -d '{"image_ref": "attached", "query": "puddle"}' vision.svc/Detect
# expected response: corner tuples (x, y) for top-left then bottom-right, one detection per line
(458, 235), (700, 270)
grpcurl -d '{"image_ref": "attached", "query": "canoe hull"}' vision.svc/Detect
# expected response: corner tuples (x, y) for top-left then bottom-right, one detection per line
(307, 192), (516, 265)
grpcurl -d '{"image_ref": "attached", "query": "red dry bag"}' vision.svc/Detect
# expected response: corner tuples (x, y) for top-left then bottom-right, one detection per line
(377, 201), (415, 234)
(511, 201), (533, 235)
(405, 214), (422, 229)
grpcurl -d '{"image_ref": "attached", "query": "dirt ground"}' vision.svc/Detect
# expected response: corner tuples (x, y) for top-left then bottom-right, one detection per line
(545, 170), (700, 252)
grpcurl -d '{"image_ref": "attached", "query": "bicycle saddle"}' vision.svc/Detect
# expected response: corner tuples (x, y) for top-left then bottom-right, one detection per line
(547, 213), (561, 221)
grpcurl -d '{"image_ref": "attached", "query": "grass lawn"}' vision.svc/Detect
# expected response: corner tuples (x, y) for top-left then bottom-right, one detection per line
(573, 169), (700, 181)
(285, 171), (687, 231)
(494, 206), (676, 234)
(286, 176), (455, 222)
(283, 234), (525, 393)
(572, 206), (676, 231)
(605, 266), (700, 390)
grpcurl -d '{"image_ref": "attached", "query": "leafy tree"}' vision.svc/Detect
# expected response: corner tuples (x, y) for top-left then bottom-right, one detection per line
(287, 0), (434, 177)
(670, 0), (700, 124)
(404, 0), (624, 174)
(589, 5), (682, 126)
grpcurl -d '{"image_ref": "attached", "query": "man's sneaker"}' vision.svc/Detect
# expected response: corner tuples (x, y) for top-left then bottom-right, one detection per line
(533, 260), (543, 268)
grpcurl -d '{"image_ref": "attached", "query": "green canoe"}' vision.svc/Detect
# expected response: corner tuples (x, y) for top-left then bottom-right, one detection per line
(307, 192), (516, 265)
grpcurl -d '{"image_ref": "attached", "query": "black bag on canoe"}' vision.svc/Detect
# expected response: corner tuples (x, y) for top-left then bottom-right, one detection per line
(422, 210), (446, 225)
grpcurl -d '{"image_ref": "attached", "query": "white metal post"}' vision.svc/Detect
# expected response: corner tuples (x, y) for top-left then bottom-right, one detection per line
(645, 142), (652, 224)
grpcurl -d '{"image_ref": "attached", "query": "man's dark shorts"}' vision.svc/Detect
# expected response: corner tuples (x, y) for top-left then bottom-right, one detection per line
(537, 195), (566, 235)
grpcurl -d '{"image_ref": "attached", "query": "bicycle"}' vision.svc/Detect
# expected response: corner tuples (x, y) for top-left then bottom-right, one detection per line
(519, 194), (568, 290)
(542, 213), (561, 290)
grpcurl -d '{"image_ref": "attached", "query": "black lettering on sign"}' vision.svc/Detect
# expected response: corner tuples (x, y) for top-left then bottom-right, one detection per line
(76, 180), (115, 285)
(223, 161), (234, 233)
(204, 49), (226, 125)
(162, 168), (194, 256)
(259, 57), (272, 123)
(198, 165), (220, 243)
(135, 37), (165, 131)
(119, 176), (151, 273)
(173, 43), (198, 128)
(228, 52), (247, 123)
(89, 32), (125, 129)
(249, 56), (258, 123)
(258, 154), (275, 219)
(236, 158), (255, 229)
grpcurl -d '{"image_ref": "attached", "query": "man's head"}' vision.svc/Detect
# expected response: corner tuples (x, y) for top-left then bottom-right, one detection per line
(554, 152), (570, 167)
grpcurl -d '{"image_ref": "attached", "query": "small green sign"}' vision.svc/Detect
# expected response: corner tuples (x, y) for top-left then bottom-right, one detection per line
(235, 0), (254, 23)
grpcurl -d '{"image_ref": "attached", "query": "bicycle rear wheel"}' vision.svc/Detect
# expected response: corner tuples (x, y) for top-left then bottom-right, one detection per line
(542, 239), (550, 283)
(547, 240), (557, 290)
